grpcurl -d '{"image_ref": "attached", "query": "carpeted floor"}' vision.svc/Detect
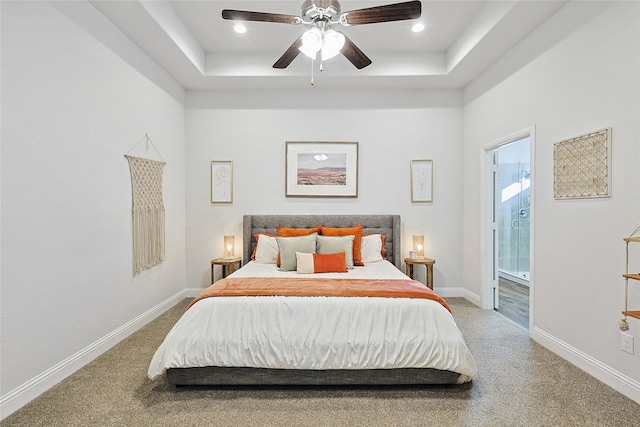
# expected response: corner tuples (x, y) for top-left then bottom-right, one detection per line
(2, 298), (638, 426)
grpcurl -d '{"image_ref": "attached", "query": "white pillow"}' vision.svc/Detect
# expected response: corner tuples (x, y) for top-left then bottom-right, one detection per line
(254, 234), (279, 264)
(361, 234), (383, 263)
(295, 252), (315, 274)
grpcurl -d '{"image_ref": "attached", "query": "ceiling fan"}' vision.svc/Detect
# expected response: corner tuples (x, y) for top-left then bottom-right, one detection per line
(222, 0), (422, 70)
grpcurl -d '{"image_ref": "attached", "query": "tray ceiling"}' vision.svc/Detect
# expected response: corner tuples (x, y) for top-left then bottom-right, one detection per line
(83, 0), (576, 90)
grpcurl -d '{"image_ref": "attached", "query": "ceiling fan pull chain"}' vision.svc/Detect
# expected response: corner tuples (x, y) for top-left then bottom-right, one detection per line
(310, 58), (315, 86)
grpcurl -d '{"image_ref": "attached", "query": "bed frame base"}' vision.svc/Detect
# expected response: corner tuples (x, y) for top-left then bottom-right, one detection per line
(166, 367), (461, 386)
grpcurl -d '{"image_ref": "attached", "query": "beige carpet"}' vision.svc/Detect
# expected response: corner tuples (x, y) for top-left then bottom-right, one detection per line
(2, 298), (638, 426)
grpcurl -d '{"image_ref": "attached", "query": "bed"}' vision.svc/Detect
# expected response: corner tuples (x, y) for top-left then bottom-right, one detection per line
(148, 214), (477, 386)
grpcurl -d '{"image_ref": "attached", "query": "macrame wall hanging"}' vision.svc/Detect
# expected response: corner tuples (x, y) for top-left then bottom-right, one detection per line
(125, 134), (166, 275)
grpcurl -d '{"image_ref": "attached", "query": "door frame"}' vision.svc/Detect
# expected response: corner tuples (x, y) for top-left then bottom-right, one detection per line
(481, 126), (535, 330)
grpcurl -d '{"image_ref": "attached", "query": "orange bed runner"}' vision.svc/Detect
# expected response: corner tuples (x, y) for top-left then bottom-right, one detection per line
(188, 277), (451, 313)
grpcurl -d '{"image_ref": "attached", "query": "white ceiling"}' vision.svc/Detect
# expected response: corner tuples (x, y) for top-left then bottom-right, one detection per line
(88, 0), (571, 90)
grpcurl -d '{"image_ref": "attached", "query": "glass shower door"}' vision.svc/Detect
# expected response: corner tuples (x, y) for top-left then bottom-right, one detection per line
(497, 141), (530, 282)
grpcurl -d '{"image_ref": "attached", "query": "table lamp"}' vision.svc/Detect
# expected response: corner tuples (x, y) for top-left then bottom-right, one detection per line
(223, 235), (235, 258)
(413, 235), (424, 258)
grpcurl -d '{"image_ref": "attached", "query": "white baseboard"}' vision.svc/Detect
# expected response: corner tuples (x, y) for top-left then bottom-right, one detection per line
(433, 286), (464, 298)
(461, 288), (481, 307)
(435, 286), (482, 307)
(532, 327), (640, 404)
(184, 287), (206, 297)
(451, 288), (639, 403)
(0, 289), (188, 420)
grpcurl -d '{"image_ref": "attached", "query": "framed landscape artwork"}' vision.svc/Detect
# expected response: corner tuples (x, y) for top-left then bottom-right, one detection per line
(285, 141), (359, 197)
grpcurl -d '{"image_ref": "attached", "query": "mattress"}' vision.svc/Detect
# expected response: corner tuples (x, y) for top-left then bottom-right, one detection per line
(148, 261), (478, 383)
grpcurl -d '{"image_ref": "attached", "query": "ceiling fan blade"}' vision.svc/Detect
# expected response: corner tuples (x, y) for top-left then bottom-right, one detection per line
(222, 9), (301, 25)
(273, 37), (303, 69)
(340, 34), (372, 69)
(342, 0), (422, 26)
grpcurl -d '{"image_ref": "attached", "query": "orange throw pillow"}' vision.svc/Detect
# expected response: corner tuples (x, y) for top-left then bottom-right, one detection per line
(321, 225), (364, 266)
(277, 226), (321, 237)
(296, 252), (347, 273)
(313, 252), (347, 273)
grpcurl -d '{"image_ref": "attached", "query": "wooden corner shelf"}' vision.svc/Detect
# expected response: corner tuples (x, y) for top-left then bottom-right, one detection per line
(622, 228), (640, 325)
(622, 311), (640, 320)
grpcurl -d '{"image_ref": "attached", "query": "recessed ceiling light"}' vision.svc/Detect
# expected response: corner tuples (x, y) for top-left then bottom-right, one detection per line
(412, 23), (425, 33)
(234, 24), (247, 34)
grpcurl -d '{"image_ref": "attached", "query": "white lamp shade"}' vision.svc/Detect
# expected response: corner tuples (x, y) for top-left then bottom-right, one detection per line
(413, 235), (425, 257)
(224, 235), (235, 258)
(299, 28), (322, 59)
(299, 44), (318, 60)
(321, 30), (345, 60)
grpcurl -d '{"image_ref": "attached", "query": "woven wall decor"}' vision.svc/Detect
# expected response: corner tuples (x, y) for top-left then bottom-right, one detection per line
(125, 155), (166, 275)
(553, 128), (611, 199)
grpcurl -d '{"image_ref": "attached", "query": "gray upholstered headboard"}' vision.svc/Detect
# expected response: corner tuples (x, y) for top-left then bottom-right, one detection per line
(243, 214), (401, 270)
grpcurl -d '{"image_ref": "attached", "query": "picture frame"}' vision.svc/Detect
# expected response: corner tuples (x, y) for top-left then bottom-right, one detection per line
(285, 141), (358, 198)
(211, 160), (233, 203)
(553, 128), (611, 199)
(411, 159), (433, 202)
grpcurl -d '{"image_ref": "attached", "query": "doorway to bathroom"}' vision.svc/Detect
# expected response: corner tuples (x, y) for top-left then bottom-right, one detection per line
(496, 138), (530, 284)
(489, 134), (531, 329)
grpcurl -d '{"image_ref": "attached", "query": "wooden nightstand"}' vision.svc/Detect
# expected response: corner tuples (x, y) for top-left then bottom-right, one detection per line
(211, 257), (242, 284)
(404, 257), (436, 289)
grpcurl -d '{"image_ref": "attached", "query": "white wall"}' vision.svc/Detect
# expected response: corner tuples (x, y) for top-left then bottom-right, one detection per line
(185, 90), (465, 291)
(463, 1), (640, 399)
(1, 0), (186, 406)
(3, 0), (639, 416)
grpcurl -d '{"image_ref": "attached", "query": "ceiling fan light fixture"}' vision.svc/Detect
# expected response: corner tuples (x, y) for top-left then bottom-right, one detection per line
(299, 44), (318, 60)
(321, 30), (345, 60)
(299, 28), (323, 59)
(233, 24), (247, 34)
(224, 0), (422, 71)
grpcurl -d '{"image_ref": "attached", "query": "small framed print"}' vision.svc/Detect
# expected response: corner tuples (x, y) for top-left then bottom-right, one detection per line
(285, 141), (358, 198)
(411, 159), (433, 202)
(211, 160), (233, 203)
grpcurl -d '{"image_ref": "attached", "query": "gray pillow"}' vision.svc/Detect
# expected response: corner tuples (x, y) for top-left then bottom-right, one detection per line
(276, 233), (318, 271)
(316, 235), (355, 269)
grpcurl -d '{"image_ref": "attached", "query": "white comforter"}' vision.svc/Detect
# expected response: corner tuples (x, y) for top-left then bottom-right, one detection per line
(148, 261), (478, 382)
